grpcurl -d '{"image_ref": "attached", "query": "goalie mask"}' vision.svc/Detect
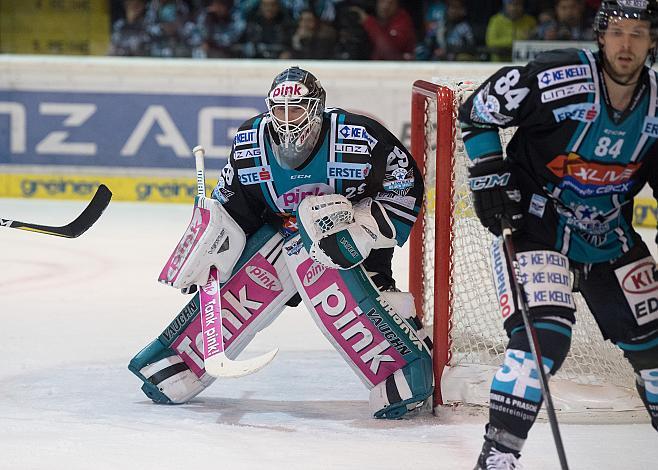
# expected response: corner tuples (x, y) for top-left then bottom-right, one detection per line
(594, 0), (658, 64)
(266, 66), (326, 169)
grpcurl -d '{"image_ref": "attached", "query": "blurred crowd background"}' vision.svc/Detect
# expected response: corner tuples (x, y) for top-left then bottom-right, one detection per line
(107, 0), (600, 61)
(0, 0), (601, 62)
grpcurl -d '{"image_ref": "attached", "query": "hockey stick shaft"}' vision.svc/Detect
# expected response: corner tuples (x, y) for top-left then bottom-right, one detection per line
(191, 145), (277, 377)
(193, 145), (206, 198)
(0, 184), (112, 238)
(501, 219), (569, 470)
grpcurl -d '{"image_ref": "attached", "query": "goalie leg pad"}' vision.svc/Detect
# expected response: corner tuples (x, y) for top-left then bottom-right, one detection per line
(379, 291), (433, 352)
(129, 334), (212, 404)
(370, 291), (433, 419)
(283, 233), (433, 418)
(130, 225), (297, 404)
(369, 354), (434, 419)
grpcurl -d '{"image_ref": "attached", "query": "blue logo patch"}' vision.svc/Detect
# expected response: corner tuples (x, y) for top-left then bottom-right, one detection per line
(327, 162), (371, 180)
(552, 103), (599, 123)
(537, 65), (591, 89)
(491, 349), (554, 403)
(234, 129), (258, 146)
(337, 124), (378, 148)
(642, 116), (658, 137)
(238, 166), (272, 185)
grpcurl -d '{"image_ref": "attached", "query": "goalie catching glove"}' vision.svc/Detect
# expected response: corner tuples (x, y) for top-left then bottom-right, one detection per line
(297, 194), (396, 270)
(468, 157), (524, 236)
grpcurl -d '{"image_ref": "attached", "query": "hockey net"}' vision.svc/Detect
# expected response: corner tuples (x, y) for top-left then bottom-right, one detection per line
(409, 80), (644, 419)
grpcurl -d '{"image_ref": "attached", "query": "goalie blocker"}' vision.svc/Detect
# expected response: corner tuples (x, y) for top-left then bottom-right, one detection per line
(130, 224), (433, 418)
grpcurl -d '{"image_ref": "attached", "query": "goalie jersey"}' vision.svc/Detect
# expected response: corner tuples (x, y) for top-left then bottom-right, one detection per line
(459, 48), (658, 264)
(211, 108), (423, 283)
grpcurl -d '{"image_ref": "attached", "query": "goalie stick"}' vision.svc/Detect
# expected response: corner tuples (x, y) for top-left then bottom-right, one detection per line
(0, 184), (112, 238)
(192, 145), (278, 378)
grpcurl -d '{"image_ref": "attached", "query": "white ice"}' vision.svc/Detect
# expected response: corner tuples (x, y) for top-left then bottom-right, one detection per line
(0, 199), (656, 470)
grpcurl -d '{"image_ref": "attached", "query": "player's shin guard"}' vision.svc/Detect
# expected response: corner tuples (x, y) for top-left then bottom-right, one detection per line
(636, 369), (658, 431)
(487, 318), (572, 447)
(129, 225), (297, 404)
(284, 234), (433, 419)
(619, 336), (658, 431)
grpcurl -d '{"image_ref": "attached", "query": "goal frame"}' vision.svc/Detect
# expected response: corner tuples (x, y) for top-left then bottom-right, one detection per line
(407, 79), (642, 418)
(409, 80), (456, 408)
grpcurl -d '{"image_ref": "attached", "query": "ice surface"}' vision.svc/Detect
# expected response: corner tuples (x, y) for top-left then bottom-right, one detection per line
(0, 199), (656, 470)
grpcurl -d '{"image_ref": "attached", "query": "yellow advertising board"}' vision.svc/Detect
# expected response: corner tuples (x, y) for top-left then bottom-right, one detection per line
(0, 0), (110, 55)
(634, 197), (658, 229)
(0, 173), (215, 204)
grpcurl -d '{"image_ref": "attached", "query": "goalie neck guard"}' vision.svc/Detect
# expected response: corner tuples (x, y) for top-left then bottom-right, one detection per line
(265, 66), (326, 170)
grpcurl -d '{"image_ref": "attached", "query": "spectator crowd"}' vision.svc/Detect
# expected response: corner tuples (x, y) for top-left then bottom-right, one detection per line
(109, 0), (601, 61)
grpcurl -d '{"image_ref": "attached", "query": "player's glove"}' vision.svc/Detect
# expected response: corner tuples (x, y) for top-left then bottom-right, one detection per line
(468, 157), (523, 236)
(297, 194), (396, 270)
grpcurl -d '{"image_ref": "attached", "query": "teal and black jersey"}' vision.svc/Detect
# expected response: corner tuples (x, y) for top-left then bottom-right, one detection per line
(459, 48), (658, 263)
(211, 108), (423, 282)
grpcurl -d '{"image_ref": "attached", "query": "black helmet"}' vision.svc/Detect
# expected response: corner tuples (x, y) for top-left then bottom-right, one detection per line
(594, 0), (658, 64)
(594, 0), (658, 35)
(264, 67), (326, 169)
(266, 67), (325, 144)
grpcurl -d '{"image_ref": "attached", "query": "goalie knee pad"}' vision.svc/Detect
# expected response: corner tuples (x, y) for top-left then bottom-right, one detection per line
(130, 225), (297, 404)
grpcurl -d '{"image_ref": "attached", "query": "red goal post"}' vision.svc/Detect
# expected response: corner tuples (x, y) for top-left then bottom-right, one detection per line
(409, 81), (456, 407)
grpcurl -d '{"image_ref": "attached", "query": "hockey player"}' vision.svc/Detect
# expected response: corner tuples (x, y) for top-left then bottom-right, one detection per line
(459, 1), (658, 468)
(129, 66), (434, 419)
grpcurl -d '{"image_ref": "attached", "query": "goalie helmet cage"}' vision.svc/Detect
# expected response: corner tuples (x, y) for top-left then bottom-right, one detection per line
(409, 79), (642, 416)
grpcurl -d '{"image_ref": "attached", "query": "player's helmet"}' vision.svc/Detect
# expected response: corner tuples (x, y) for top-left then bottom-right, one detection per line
(594, 0), (658, 62)
(594, 0), (658, 34)
(266, 66), (326, 169)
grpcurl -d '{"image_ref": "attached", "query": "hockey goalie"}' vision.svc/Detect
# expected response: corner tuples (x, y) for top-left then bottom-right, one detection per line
(129, 66), (433, 419)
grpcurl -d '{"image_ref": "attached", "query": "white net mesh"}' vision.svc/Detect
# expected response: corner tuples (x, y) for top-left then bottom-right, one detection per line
(414, 80), (639, 407)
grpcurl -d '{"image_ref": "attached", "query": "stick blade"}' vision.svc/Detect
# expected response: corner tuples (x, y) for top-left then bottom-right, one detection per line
(1, 184), (113, 238)
(204, 348), (278, 378)
(65, 184), (113, 238)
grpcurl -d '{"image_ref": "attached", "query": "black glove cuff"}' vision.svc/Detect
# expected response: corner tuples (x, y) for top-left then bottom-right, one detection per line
(467, 156), (507, 178)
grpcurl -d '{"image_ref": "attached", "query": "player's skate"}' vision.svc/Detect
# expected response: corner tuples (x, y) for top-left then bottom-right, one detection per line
(474, 439), (522, 470)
